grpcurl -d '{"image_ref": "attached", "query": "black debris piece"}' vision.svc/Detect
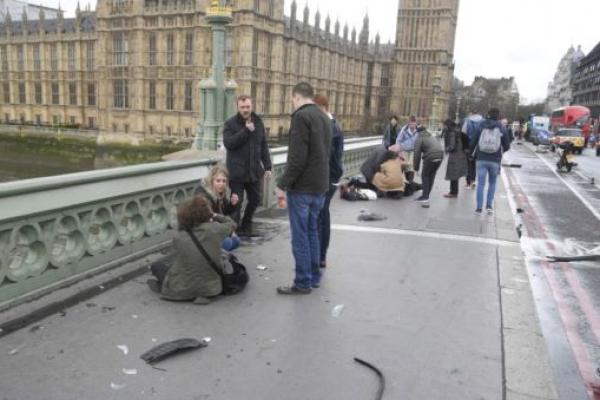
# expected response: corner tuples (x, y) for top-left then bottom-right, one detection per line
(547, 254), (600, 263)
(354, 357), (386, 400)
(358, 212), (387, 222)
(140, 338), (208, 365)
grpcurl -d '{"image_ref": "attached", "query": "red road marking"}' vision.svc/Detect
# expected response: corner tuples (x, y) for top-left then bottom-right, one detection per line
(504, 167), (600, 399)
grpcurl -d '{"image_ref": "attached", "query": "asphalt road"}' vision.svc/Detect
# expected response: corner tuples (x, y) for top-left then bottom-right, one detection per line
(503, 141), (600, 400)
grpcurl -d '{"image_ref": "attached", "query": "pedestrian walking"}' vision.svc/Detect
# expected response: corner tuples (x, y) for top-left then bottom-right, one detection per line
(413, 126), (444, 208)
(314, 94), (344, 269)
(382, 115), (401, 149)
(470, 108), (511, 215)
(223, 95), (272, 236)
(462, 110), (483, 189)
(276, 82), (332, 295)
(396, 116), (419, 170)
(442, 119), (468, 198)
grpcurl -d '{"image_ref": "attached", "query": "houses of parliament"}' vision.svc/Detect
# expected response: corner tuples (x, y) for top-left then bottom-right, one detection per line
(0, 0), (459, 138)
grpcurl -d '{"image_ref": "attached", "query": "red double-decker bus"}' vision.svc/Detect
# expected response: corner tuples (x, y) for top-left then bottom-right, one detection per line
(550, 105), (591, 141)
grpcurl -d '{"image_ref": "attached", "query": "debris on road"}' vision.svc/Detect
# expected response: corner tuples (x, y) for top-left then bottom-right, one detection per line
(140, 338), (208, 365)
(117, 345), (129, 355)
(8, 345), (23, 355)
(122, 368), (138, 375)
(354, 357), (385, 400)
(256, 264), (268, 271)
(202, 337), (212, 344)
(547, 254), (600, 263)
(358, 211), (387, 221)
(331, 304), (345, 318)
(502, 163), (522, 168)
(110, 382), (126, 390)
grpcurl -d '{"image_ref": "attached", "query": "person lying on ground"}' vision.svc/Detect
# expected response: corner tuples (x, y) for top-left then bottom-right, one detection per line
(147, 195), (237, 304)
(194, 164), (241, 251)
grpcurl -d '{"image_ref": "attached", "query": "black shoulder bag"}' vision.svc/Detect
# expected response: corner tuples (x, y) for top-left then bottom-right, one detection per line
(186, 230), (249, 295)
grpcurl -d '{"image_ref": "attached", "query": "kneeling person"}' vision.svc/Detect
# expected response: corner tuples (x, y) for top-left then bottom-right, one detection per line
(148, 196), (236, 304)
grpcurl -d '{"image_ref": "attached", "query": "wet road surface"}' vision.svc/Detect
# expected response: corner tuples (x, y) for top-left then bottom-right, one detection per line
(503, 142), (600, 399)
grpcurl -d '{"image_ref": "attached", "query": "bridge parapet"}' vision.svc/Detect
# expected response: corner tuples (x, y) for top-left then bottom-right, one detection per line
(0, 136), (380, 310)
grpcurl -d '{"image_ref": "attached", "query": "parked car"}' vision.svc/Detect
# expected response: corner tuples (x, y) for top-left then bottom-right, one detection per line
(550, 128), (585, 154)
(531, 129), (554, 146)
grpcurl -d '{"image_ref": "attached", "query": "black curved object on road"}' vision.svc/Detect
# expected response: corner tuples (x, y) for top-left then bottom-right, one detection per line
(354, 357), (386, 400)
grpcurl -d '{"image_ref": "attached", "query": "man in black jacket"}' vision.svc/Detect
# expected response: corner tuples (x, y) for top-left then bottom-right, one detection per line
(276, 82), (332, 295)
(223, 95), (272, 235)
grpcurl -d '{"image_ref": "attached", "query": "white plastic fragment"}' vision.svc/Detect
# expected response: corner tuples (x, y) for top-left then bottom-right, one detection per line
(117, 345), (129, 355)
(151, 338), (157, 342)
(256, 264), (268, 271)
(331, 304), (345, 318)
(8, 346), (22, 355)
(202, 337), (212, 344)
(132, 314), (138, 319)
(110, 382), (126, 390)
(122, 368), (138, 375)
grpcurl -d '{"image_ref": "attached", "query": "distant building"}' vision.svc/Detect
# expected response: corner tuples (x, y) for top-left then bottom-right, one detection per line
(0, 0), (58, 22)
(458, 76), (520, 120)
(572, 42), (600, 118)
(545, 45), (584, 113)
(0, 0), (460, 138)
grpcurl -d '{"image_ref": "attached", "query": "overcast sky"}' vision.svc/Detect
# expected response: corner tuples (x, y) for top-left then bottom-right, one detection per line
(35, 0), (600, 103)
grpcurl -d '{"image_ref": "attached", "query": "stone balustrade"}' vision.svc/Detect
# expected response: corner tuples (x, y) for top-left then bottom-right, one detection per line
(0, 136), (381, 310)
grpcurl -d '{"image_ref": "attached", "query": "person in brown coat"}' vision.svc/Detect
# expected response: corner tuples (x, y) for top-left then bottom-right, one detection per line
(372, 151), (406, 196)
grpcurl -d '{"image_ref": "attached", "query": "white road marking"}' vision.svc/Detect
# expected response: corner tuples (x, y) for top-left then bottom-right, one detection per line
(532, 150), (600, 222)
(254, 218), (519, 247)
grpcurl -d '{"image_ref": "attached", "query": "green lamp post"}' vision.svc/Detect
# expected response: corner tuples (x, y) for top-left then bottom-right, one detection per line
(193, 0), (236, 150)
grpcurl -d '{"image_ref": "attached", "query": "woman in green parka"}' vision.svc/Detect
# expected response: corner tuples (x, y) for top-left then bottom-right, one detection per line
(147, 195), (236, 304)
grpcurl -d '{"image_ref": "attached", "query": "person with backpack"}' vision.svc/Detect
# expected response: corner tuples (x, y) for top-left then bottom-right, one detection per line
(470, 108), (511, 215)
(462, 110), (483, 188)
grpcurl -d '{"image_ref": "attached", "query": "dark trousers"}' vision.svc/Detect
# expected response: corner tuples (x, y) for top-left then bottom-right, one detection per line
(421, 160), (442, 200)
(318, 184), (337, 263)
(230, 180), (262, 229)
(150, 254), (175, 287)
(450, 180), (459, 195)
(466, 157), (476, 185)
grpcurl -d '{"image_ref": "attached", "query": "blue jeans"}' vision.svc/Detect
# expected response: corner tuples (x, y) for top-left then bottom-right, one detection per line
(476, 160), (501, 210)
(318, 184), (337, 263)
(287, 192), (325, 289)
(222, 236), (241, 252)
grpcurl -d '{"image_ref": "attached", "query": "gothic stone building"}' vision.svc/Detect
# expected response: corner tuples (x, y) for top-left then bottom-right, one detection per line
(0, 0), (459, 138)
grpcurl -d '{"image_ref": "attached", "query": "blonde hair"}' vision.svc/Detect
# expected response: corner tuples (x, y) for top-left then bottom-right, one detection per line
(206, 164), (229, 195)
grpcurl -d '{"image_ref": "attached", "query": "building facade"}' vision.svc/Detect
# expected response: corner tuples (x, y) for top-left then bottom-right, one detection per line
(0, 0), (58, 22)
(0, 0), (459, 138)
(545, 45), (584, 114)
(458, 76), (520, 121)
(572, 42), (600, 118)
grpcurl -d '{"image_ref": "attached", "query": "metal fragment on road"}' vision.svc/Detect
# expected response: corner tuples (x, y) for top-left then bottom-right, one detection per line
(331, 304), (345, 318)
(117, 345), (129, 355)
(122, 368), (138, 375)
(110, 382), (126, 390)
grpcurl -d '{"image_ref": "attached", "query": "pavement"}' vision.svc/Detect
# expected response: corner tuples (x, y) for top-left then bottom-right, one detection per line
(0, 155), (559, 400)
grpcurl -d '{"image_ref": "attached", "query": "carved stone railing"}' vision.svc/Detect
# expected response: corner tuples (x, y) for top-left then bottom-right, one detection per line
(0, 136), (381, 309)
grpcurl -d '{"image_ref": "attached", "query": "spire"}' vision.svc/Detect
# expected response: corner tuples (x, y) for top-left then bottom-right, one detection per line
(4, 10), (12, 34)
(334, 19), (340, 37)
(38, 7), (45, 33)
(351, 27), (356, 44)
(290, 0), (297, 22)
(343, 22), (348, 41)
(57, 3), (64, 31)
(359, 11), (369, 46)
(325, 14), (330, 33)
(314, 9), (320, 30)
(21, 6), (28, 32)
(303, 2), (309, 25)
